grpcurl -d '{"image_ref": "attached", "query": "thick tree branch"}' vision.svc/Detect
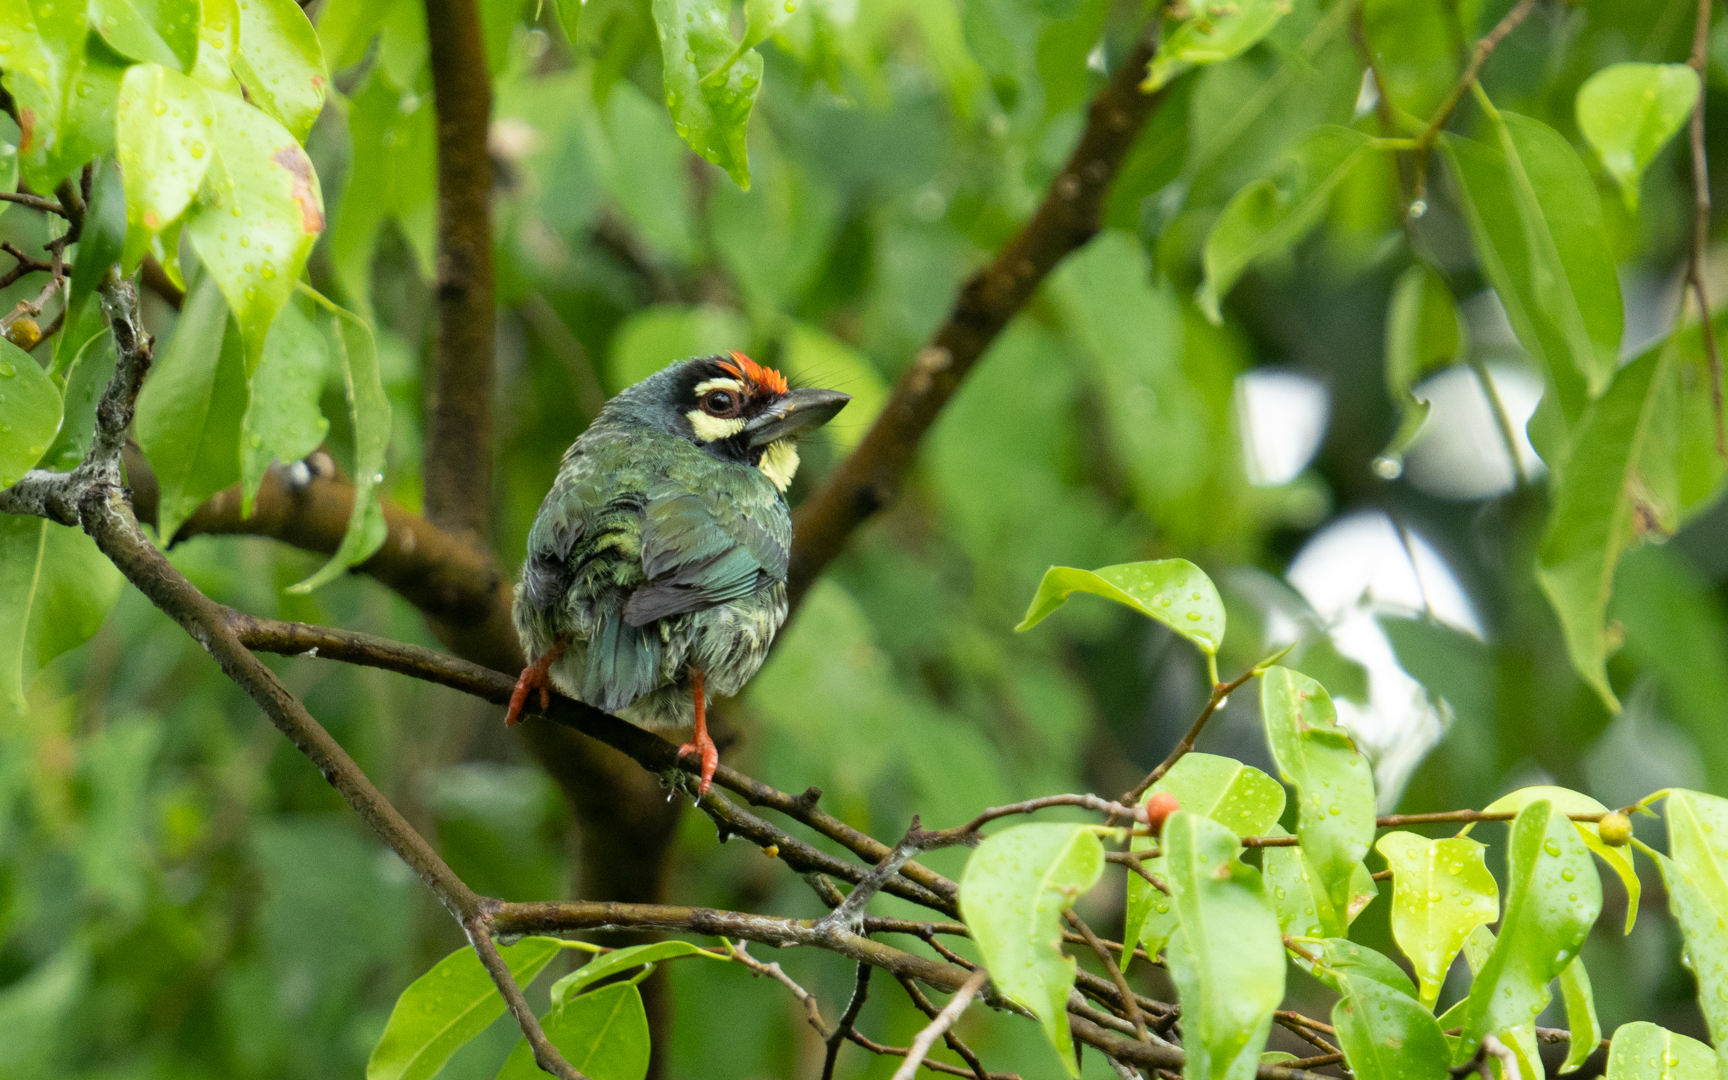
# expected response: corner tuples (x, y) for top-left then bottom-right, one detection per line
(422, 0), (498, 544)
(785, 33), (1170, 607)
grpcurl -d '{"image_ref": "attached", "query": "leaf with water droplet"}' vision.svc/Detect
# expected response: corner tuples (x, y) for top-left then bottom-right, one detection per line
(1376, 832), (1498, 1009)
(238, 292), (329, 515)
(1017, 559), (1225, 655)
(117, 62), (215, 269)
(0, 338), (62, 488)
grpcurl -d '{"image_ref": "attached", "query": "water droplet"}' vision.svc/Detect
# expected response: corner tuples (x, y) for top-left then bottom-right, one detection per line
(260, 265), (277, 280)
(1186, 611), (1201, 621)
(249, 434), (263, 447)
(1408, 198), (1428, 219)
(0, 362), (14, 377)
(685, 49), (696, 62)
(1544, 839), (1561, 857)
(1190, 592), (1201, 600)
(190, 141), (205, 159)
(1560, 868), (1575, 881)
(1328, 803), (1341, 815)
(784, 1), (796, 10)
(153, 99), (168, 116)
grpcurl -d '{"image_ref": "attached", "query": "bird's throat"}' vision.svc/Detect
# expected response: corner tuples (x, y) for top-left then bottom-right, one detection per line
(758, 439), (799, 492)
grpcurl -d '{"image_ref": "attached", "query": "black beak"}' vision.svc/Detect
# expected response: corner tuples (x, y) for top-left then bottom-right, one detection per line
(746, 388), (851, 447)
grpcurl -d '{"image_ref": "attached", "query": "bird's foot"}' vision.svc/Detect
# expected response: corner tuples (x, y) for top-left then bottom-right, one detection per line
(504, 637), (569, 727)
(677, 728), (719, 798)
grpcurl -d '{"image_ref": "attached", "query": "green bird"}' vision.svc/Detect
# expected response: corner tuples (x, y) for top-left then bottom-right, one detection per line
(507, 352), (850, 795)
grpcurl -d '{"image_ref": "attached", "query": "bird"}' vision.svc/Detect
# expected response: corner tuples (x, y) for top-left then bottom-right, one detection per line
(506, 351), (850, 796)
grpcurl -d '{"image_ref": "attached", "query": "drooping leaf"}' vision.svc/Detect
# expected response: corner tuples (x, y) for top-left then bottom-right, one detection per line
(133, 276), (247, 542)
(1657, 789), (1728, 1076)
(288, 289), (389, 593)
(1604, 1022), (1716, 1080)
(0, 514), (124, 718)
(1197, 126), (1371, 323)
(115, 62), (214, 268)
(1558, 955), (1601, 1074)
(1162, 811), (1285, 1080)
(1536, 349), (1678, 712)
(1479, 786), (1641, 934)
(1374, 831), (1498, 1008)
(231, 0), (327, 142)
(366, 936), (566, 1080)
(1260, 666), (1376, 936)
(1379, 263), (1464, 470)
(239, 294), (329, 514)
(959, 822), (1105, 1077)
(1576, 63), (1699, 214)
(1016, 559), (1225, 655)
(1124, 753), (1285, 961)
(1144, 0), (1294, 92)
(1329, 960), (1450, 1080)
(1441, 109), (1622, 424)
(548, 941), (720, 1008)
(651, 0), (762, 188)
(495, 982), (651, 1080)
(185, 91), (325, 374)
(1457, 799), (1602, 1062)
(89, 0), (200, 72)
(0, 340), (62, 487)
(0, 2), (130, 192)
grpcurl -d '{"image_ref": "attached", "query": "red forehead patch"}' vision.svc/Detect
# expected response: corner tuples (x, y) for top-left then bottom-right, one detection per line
(719, 351), (789, 396)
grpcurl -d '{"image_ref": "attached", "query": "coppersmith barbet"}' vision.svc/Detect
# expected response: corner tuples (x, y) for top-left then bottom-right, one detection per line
(506, 352), (849, 795)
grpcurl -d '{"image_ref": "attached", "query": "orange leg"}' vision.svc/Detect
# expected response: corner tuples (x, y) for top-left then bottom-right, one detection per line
(676, 667), (719, 797)
(504, 636), (569, 727)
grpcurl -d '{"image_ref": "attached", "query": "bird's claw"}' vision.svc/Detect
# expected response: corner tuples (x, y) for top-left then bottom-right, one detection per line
(677, 731), (719, 798)
(505, 664), (552, 727)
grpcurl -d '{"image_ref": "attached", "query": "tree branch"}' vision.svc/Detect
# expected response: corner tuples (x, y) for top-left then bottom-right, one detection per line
(422, 0), (498, 544)
(785, 30), (1170, 608)
(891, 969), (991, 1080)
(824, 963), (873, 1080)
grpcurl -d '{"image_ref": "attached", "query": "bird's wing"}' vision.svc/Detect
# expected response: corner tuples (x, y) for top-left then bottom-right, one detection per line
(621, 478), (790, 627)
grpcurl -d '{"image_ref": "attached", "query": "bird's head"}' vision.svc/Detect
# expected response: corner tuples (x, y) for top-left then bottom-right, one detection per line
(605, 352), (851, 492)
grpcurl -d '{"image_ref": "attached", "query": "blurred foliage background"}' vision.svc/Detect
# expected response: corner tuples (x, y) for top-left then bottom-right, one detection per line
(5, 0), (1728, 1076)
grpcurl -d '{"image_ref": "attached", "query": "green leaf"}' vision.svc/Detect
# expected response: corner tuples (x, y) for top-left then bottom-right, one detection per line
(1331, 970), (1451, 1080)
(1478, 786), (1641, 935)
(1144, 0), (1294, 92)
(1605, 1022), (1717, 1080)
(1198, 126), (1371, 322)
(239, 294), (329, 513)
(37, 333), (116, 472)
(1124, 753), (1284, 961)
(1441, 110), (1622, 423)
(367, 936), (566, 1080)
(90, 0), (200, 72)
(548, 941), (719, 1008)
(1576, 63), (1699, 214)
(1536, 349), (1678, 712)
(232, 0), (328, 142)
(329, 65), (436, 315)
(191, 0), (242, 92)
(1, 2), (130, 192)
(1557, 955), (1601, 1074)
(1016, 560), (1225, 655)
(1374, 832), (1498, 1008)
(134, 275), (247, 542)
(1379, 263), (1464, 469)
(0, 341), (63, 487)
(116, 63), (215, 268)
(1260, 666), (1376, 936)
(288, 289), (389, 593)
(1162, 811), (1285, 1080)
(53, 155), (126, 376)
(651, 0), (762, 188)
(959, 822), (1105, 1077)
(1264, 838), (1379, 940)
(186, 92), (325, 374)
(0, 514), (124, 717)
(495, 982), (650, 1080)
(1657, 789), (1728, 1075)
(1457, 799), (1602, 1062)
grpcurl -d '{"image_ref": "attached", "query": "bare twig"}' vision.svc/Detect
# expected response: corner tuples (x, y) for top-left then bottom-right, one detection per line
(1482, 1034), (1519, 1080)
(1687, 0), (1726, 458)
(819, 818), (947, 932)
(898, 975), (995, 1080)
(1124, 666), (1260, 804)
(0, 191), (67, 215)
(786, 24), (1170, 608)
(1066, 911), (1147, 1042)
(823, 963), (873, 1080)
(724, 940), (828, 1036)
(891, 969), (991, 1080)
(1415, 0), (1543, 153)
(467, 914), (589, 1080)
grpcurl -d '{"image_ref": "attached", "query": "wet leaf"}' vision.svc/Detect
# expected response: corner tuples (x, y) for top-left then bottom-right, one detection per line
(548, 941), (719, 1008)
(1380, 263), (1464, 470)
(0, 514), (124, 718)
(1163, 811), (1285, 1080)
(1576, 63), (1699, 214)
(1657, 789), (1728, 1076)
(52, 156), (126, 376)
(1479, 786), (1641, 934)
(1558, 955), (1601, 1074)
(495, 982), (650, 1080)
(115, 62), (214, 267)
(89, 0), (199, 72)
(1604, 1021), (1715, 1079)
(1457, 799), (1602, 1062)
(232, 0), (328, 142)
(1375, 831), (1498, 1008)
(0, 339), (62, 487)
(1260, 666), (1376, 935)
(238, 293), (328, 514)
(1016, 559), (1225, 655)
(959, 822), (1105, 1077)
(1331, 968), (1450, 1080)
(651, 0), (762, 188)
(0, 1), (130, 192)
(367, 937), (566, 1080)
(1144, 0), (1293, 91)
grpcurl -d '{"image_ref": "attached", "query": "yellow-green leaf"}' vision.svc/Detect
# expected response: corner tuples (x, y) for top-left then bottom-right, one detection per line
(1605, 1021), (1716, 1080)
(232, 0), (328, 142)
(1576, 63), (1699, 214)
(1017, 559), (1225, 655)
(495, 982), (650, 1080)
(0, 340), (62, 487)
(1375, 832), (1498, 1008)
(116, 62), (214, 268)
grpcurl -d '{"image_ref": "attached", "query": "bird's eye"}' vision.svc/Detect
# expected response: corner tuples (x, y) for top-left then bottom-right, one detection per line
(700, 390), (741, 417)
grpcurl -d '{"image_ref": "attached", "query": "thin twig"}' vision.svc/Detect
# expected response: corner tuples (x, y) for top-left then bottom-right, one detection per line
(1686, 0), (1726, 458)
(1066, 912), (1147, 1042)
(823, 963), (873, 1080)
(724, 940), (828, 1036)
(891, 969), (991, 1080)
(819, 818), (944, 932)
(1482, 1034), (1519, 1080)
(1415, 0), (1542, 153)
(0, 191), (67, 215)
(1124, 666), (1260, 804)
(933, 794), (1145, 844)
(467, 915), (588, 1080)
(898, 975), (995, 1080)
